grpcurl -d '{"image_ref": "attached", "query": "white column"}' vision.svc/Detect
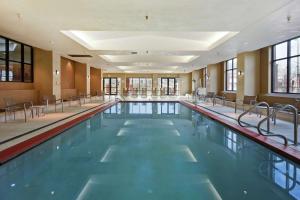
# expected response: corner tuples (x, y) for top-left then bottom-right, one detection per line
(52, 52), (61, 99)
(86, 64), (91, 95)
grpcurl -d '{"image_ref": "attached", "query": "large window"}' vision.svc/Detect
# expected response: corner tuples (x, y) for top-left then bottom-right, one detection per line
(272, 36), (300, 93)
(225, 58), (237, 91)
(0, 36), (33, 82)
(127, 78), (152, 95)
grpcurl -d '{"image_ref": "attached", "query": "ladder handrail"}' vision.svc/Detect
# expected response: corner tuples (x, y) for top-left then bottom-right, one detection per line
(237, 101), (289, 145)
(257, 104), (298, 145)
(238, 101), (270, 132)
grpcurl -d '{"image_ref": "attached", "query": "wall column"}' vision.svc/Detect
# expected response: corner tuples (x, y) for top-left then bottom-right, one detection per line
(52, 52), (61, 99)
(86, 64), (91, 95)
(237, 50), (261, 100)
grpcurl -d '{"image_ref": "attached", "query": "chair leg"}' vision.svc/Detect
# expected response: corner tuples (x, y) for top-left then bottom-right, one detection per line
(24, 108), (27, 122)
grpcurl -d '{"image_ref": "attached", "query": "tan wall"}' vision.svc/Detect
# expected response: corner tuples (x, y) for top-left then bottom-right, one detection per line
(75, 62), (87, 95)
(205, 46), (299, 106)
(260, 47), (270, 94)
(61, 57), (75, 89)
(207, 63), (223, 95)
(0, 47), (53, 107)
(236, 51), (260, 100)
(0, 82), (34, 90)
(60, 57), (87, 98)
(90, 67), (102, 96)
(34, 48), (53, 101)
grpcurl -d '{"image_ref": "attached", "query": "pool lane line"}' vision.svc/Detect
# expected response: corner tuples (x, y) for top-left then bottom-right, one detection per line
(180, 100), (300, 164)
(0, 101), (119, 165)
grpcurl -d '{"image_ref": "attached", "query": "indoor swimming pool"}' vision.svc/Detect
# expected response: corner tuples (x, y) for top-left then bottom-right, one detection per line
(0, 102), (299, 199)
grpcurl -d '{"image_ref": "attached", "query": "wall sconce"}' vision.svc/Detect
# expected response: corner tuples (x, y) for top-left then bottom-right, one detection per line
(238, 70), (244, 76)
(55, 69), (59, 75)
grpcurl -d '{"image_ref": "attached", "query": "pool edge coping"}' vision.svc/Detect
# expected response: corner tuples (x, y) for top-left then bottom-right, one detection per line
(0, 101), (119, 164)
(180, 100), (300, 164)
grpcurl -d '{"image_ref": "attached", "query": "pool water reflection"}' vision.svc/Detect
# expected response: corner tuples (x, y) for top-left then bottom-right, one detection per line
(0, 102), (299, 200)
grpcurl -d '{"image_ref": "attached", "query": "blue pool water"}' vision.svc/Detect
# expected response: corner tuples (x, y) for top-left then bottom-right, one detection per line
(0, 102), (300, 200)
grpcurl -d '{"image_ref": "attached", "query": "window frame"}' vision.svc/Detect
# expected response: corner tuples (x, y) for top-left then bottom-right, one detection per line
(225, 58), (237, 91)
(0, 35), (34, 83)
(271, 36), (300, 94)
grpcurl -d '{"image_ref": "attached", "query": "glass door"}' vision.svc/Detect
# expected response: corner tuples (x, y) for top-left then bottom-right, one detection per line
(110, 78), (117, 95)
(169, 78), (175, 95)
(161, 78), (168, 95)
(161, 78), (176, 95)
(103, 77), (118, 95)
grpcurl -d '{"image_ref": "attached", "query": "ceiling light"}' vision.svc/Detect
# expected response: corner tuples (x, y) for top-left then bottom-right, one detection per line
(117, 66), (130, 70)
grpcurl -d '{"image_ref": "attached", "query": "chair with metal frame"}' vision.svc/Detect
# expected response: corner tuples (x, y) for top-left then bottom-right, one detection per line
(204, 92), (216, 104)
(42, 95), (64, 112)
(3, 98), (27, 122)
(141, 88), (147, 98)
(234, 95), (257, 113)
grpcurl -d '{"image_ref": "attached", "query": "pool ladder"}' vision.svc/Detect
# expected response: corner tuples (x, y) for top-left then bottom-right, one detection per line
(237, 102), (298, 145)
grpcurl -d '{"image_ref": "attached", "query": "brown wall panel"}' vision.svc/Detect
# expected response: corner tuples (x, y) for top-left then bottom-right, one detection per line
(61, 57), (75, 90)
(75, 62), (87, 95)
(34, 48), (53, 101)
(90, 67), (102, 96)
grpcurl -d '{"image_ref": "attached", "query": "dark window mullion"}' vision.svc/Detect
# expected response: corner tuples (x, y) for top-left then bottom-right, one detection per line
(21, 44), (24, 82)
(5, 38), (8, 81)
(232, 61), (234, 91)
(287, 40), (290, 93)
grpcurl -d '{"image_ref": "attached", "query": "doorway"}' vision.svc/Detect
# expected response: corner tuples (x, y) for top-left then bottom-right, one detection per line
(103, 77), (118, 95)
(161, 78), (176, 95)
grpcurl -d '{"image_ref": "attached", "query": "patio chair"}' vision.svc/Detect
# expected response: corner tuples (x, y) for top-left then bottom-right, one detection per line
(42, 95), (64, 112)
(141, 88), (147, 98)
(204, 92), (216, 104)
(271, 99), (300, 125)
(234, 95), (257, 113)
(3, 98), (27, 122)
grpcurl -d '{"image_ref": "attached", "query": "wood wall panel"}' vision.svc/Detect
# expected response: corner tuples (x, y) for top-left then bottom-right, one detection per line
(61, 57), (75, 89)
(33, 48), (53, 101)
(90, 67), (102, 96)
(75, 62), (87, 95)
(0, 90), (38, 107)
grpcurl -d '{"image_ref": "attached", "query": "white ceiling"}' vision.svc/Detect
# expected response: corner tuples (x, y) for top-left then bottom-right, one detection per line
(0, 0), (300, 73)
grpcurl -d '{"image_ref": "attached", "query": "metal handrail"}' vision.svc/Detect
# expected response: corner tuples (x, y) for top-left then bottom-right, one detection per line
(238, 101), (270, 132)
(258, 104), (298, 145)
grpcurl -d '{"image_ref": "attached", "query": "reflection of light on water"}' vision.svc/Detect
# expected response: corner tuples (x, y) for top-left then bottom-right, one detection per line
(117, 128), (127, 136)
(100, 146), (117, 162)
(76, 179), (93, 200)
(172, 129), (181, 136)
(179, 145), (197, 162)
(207, 179), (222, 200)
